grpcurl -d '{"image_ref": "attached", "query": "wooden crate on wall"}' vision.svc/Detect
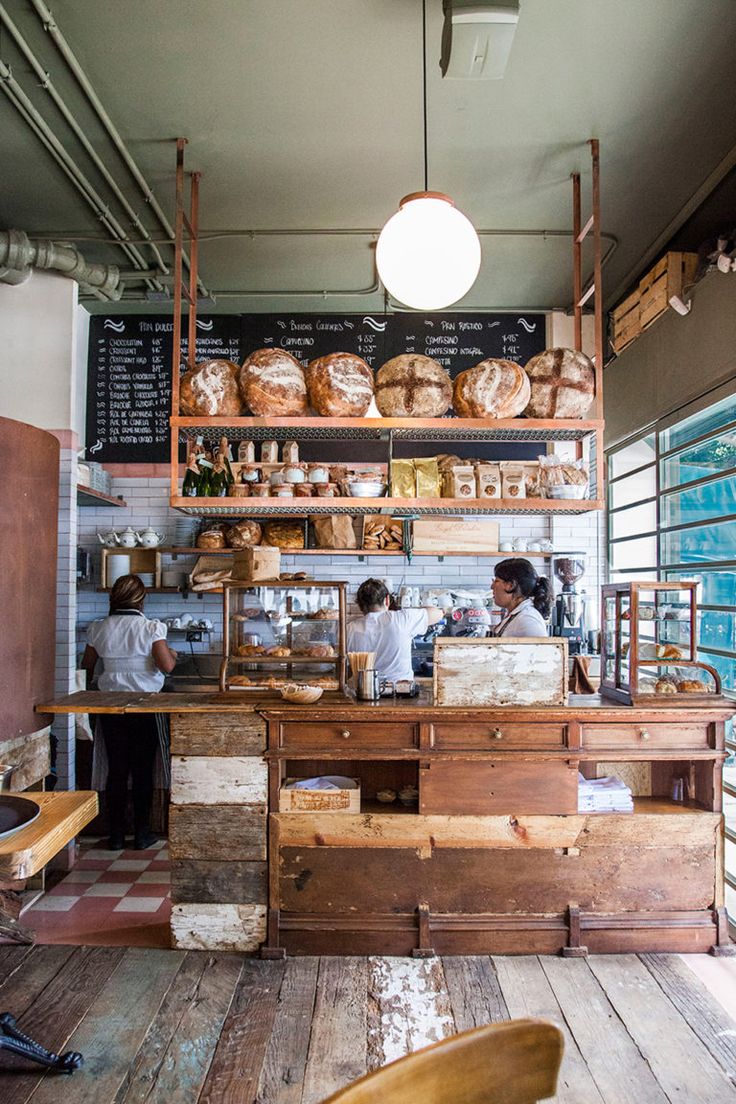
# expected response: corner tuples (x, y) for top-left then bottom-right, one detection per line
(610, 289), (641, 354)
(639, 251), (699, 329)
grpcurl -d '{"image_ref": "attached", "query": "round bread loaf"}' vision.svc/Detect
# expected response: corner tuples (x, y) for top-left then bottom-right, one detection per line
(262, 520), (305, 550)
(523, 348), (595, 419)
(239, 348), (308, 417)
(179, 359), (242, 417)
(375, 354), (452, 417)
(225, 520), (262, 549)
(453, 359), (530, 419)
(306, 353), (373, 417)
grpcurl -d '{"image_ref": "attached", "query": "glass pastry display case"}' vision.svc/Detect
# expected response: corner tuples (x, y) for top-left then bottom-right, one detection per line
(600, 580), (720, 704)
(220, 580), (347, 691)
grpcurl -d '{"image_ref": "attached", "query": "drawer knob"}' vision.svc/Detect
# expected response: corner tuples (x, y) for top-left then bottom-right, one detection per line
(492, 728), (504, 740)
(340, 729), (351, 739)
(640, 729), (651, 741)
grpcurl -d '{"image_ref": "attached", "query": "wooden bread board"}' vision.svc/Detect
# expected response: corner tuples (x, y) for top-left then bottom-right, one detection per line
(412, 519), (499, 554)
(433, 636), (568, 707)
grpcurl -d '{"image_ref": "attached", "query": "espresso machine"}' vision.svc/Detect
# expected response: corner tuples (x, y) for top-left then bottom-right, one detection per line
(551, 553), (587, 654)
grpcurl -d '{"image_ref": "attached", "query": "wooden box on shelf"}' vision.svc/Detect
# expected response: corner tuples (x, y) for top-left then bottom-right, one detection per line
(100, 547), (161, 589)
(412, 518), (499, 554)
(279, 778), (360, 813)
(600, 580), (721, 706)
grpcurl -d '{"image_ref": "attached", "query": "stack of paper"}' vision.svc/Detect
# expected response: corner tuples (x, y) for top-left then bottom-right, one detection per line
(578, 772), (634, 813)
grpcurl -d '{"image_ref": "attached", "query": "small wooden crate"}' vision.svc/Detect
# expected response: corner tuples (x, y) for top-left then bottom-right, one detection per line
(412, 519), (499, 554)
(279, 778), (360, 813)
(433, 637), (568, 707)
(610, 289), (641, 354)
(101, 547), (160, 589)
(639, 251), (698, 330)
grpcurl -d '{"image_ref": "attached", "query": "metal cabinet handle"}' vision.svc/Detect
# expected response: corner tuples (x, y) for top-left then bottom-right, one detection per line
(492, 728), (503, 740)
(640, 729), (651, 740)
(340, 729), (351, 739)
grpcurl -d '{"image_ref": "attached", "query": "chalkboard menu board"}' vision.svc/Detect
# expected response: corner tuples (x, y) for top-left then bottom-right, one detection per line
(86, 311), (545, 462)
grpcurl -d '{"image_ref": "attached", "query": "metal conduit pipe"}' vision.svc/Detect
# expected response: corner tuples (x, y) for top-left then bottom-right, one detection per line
(0, 58), (152, 290)
(31, 0), (208, 298)
(0, 2), (167, 289)
(0, 229), (123, 298)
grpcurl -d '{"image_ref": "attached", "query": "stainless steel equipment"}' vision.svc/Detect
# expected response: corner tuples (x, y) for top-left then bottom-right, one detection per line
(356, 670), (395, 701)
(551, 553), (588, 654)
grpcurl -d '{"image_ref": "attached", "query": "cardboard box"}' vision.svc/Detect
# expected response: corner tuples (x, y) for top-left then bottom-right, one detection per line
(279, 778), (360, 812)
(232, 546), (281, 582)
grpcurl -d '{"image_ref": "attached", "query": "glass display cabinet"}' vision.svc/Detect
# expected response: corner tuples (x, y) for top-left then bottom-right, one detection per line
(600, 580), (721, 704)
(220, 580), (347, 691)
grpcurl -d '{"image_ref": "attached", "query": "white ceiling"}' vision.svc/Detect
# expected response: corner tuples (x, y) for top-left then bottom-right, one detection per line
(1, 0), (736, 313)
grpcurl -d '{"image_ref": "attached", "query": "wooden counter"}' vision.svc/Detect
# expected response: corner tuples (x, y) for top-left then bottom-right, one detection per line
(37, 691), (734, 957)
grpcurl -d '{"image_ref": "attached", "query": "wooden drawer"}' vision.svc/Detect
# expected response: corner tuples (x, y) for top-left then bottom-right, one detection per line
(432, 722), (565, 749)
(279, 721), (418, 749)
(582, 723), (710, 750)
(420, 760), (578, 815)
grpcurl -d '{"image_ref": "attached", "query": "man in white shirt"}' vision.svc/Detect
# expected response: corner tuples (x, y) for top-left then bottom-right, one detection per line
(347, 578), (443, 683)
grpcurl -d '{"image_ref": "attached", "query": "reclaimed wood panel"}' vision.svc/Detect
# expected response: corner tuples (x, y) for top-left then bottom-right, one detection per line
(171, 903), (267, 951)
(171, 756), (267, 805)
(0, 943), (75, 1021)
(301, 958), (368, 1104)
(171, 859), (267, 905)
(434, 638), (567, 707)
(420, 760), (578, 815)
(198, 959), (285, 1104)
(257, 957), (320, 1104)
(169, 805), (267, 861)
(170, 712), (266, 756)
(278, 845), (716, 915)
(494, 956), (606, 1104)
(442, 956), (509, 1030)
(588, 955), (736, 1104)
(0, 791), (98, 880)
(540, 957), (669, 1103)
(0, 727), (51, 789)
(366, 957), (454, 1069)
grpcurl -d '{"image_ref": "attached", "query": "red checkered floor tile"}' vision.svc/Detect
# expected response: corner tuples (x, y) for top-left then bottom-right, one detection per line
(25, 836), (171, 948)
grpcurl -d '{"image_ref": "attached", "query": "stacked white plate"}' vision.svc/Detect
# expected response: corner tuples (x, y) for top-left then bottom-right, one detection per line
(138, 572), (156, 588)
(174, 517), (198, 546)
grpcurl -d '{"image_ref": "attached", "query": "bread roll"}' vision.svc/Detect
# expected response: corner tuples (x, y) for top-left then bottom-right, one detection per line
(225, 520), (262, 549)
(453, 359), (530, 419)
(306, 353), (373, 417)
(179, 359), (242, 417)
(238, 348), (308, 417)
(523, 348), (595, 419)
(375, 355), (452, 417)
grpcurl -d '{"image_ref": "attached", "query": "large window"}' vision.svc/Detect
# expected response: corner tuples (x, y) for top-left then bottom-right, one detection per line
(608, 395), (736, 921)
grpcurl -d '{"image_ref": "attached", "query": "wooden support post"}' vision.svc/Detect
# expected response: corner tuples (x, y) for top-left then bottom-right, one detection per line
(561, 904), (588, 957)
(710, 906), (736, 956)
(412, 902), (436, 958)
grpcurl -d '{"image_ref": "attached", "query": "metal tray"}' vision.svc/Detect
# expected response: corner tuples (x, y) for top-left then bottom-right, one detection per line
(0, 796), (41, 841)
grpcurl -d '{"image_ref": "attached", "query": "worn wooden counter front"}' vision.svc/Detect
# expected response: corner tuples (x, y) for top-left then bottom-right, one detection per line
(38, 691), (734, 957)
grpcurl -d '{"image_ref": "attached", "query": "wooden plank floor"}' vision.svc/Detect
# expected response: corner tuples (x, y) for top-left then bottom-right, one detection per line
(0, 949), (735, 1103)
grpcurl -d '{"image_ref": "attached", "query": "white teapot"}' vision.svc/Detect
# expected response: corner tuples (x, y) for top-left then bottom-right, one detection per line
(137, 527), (165, 548)
(97, 529), (119, 547)
(118, 527), (139, 548)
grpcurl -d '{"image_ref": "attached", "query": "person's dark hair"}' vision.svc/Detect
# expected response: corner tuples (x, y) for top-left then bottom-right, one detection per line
(109, 573), (146, 614)
(494, 558), (552, 619)
(356, 578), (389, 614)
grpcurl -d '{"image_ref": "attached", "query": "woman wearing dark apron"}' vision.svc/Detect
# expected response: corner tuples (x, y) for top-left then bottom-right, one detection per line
(82, 574), (177, 850)
(490, 558), (552, 638)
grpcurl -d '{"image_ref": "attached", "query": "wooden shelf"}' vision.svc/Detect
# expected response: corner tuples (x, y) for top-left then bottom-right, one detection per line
(171, 496), (604, 517)
(77, 485), (127, 508)
(96, 587), (180, 593)
(160, 546), (553, 559)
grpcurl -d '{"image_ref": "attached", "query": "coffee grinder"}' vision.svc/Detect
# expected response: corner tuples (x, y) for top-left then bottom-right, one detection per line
(551, 553), (587, 654)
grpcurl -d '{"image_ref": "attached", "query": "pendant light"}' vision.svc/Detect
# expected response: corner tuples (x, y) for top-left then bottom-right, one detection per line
(376, 0), (481, 311)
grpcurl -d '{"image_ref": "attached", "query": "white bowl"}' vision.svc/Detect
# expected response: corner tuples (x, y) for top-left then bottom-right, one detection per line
(347, 481), (386, 497)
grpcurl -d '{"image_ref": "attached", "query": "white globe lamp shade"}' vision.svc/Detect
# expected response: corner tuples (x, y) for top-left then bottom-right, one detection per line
(376, 191), (481, 310)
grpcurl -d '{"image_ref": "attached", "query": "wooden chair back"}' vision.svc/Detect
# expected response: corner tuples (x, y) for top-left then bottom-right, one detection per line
(319, 1018), (564, 1104)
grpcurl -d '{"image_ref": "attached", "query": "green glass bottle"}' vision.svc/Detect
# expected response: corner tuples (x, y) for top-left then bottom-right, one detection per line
(182, 446), (200, 497)
(197, 457), (214, 497)
(219, 436), (235, 492)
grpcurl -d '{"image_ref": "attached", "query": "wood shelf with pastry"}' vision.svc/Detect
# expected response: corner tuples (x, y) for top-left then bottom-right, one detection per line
(170, 495), (605, 516)
(160, 546), (554, 558)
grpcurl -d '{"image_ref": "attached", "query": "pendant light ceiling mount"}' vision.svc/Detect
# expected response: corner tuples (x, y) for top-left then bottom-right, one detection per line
(376, 0), (482, 311)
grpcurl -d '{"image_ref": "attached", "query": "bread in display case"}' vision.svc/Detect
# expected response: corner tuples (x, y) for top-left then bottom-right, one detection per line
(220, 580), (347, 691)
(600, 580), (721, 705)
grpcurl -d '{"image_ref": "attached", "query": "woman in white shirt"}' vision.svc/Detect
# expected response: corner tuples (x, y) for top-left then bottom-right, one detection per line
(490, 558), (551, 638)
(347, 578), (443, 683)
(82, 574), (177, 850)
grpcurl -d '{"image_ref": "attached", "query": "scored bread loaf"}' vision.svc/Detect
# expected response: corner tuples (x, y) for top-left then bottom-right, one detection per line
(453, 359), (530, 419)
(239, 348), (309, 417)
(306, 352), (374, 417)
(262, 520), (305, 550)
(523, 348), (595, 419)
(375, 355), (452, 417)
(179, 359), (242, 417)
(225, 520), (262, 548)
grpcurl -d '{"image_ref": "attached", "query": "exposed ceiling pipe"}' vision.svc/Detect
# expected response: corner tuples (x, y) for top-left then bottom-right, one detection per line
(0, 1), (168, 290)
(0, 229), (124, 299)
(0, 57), (156, 289)
(31, 0), (208, 299)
